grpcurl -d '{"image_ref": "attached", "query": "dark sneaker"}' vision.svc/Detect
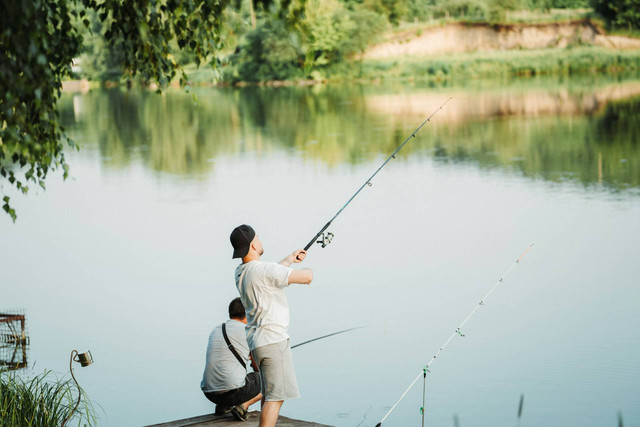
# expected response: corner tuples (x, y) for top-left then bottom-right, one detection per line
(214, 404), (232, 415)
(230, 405), (248, 421)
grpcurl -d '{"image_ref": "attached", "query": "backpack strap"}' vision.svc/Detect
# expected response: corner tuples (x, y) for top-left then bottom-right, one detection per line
(222, 322), (247, 370)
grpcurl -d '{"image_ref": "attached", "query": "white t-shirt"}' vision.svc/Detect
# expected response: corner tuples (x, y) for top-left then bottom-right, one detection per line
(200, 319), (249, 392)
(235, 260), (293, 350)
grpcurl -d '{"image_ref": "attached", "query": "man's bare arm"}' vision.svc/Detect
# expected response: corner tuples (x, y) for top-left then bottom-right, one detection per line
(288, 268), (313, 285)
(279, 249), (312, 284)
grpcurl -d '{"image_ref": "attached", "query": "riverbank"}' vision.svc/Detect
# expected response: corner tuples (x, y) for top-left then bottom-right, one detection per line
(364, 19), (640, 59)
(62, 47), (640, 92)
(169, 46), (640, 87)
(202, 20), (640, 84)
(352, 46), (640, 82)
(63, 19), (640, 89)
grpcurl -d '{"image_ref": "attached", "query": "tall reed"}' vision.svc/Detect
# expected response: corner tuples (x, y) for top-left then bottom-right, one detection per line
(0, 370), (96, 427)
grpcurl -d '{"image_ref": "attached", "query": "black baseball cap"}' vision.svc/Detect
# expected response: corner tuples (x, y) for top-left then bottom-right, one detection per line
(230, 224), (255, 259)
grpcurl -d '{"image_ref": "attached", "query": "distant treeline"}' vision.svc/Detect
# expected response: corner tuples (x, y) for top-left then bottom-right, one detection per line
(75, 0), (639, 84)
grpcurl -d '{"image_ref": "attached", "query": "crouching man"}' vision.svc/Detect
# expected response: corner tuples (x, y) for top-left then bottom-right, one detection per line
(201, 298), (262, 421)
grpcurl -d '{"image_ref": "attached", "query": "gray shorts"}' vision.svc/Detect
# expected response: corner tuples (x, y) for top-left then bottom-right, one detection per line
(252, 339), (300, 401)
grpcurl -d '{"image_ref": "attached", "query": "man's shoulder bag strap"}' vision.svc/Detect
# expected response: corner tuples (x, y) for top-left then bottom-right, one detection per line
(221, 323), (247, 370)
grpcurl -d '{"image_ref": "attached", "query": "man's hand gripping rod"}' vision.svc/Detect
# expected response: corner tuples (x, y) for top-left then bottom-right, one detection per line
(300, 97), (453, 256)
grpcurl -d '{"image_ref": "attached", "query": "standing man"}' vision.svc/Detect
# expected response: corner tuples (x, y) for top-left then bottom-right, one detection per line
(230, 224), (313, 427)
(201, 298), (263, 420)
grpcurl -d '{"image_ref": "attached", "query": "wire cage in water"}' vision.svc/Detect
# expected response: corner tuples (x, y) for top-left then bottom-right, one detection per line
(0, 310), (30, 371)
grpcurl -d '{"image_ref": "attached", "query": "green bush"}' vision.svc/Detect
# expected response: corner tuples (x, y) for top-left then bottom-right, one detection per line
(233, 19), (305, 82)
(407, 0), (488, 21)
(301, 0), (386, 75)
(591, 0), (640, 30)
(363, 0), (410, 25)
(227, 0), (386, 82)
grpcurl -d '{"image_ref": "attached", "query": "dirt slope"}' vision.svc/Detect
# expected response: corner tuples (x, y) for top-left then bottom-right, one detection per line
(364, 20), (640, 59)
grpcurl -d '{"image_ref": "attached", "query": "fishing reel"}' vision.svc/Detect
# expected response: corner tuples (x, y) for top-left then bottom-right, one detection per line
(316, 232), (334, 248)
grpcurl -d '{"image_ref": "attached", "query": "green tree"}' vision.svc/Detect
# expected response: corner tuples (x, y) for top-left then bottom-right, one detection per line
(229, 0), (384, 82)
(300, 0), (386, 73)
(0, 0), (287, 221)
(591, 0), (640, 30)
(1, 1), (83, 221)
(550, 0), (589, 7)
(363, 0), (410, 25)
(75, 8), (127, 83)
(233, 19), (305, 82)
(487, 0), (523, 21)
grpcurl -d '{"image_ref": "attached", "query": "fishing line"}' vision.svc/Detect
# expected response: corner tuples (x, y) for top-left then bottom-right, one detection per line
(375, 244), (534, 427)
(300, 97), (453, 254)
(291, 326), (366, 349)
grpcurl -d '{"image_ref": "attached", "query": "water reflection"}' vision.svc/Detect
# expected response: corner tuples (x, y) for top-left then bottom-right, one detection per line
(0, 311), (29, 371)
(432, 98), (640, 190)
(59, 77), (640, 192)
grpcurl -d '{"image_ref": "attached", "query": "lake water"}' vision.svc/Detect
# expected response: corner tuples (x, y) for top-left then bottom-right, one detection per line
(1, 76), (639, 427)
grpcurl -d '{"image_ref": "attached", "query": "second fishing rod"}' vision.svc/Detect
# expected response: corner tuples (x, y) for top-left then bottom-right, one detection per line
(298, 97), (453, 257)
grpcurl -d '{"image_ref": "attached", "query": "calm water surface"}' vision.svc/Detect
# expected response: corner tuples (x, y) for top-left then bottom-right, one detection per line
(2, 77), (640, 426)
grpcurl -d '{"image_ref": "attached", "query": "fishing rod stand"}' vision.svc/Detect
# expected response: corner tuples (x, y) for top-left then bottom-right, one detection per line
(316, 231), (334, 248)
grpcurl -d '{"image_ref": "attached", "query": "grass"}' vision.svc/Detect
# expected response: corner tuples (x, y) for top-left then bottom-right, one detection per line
(177, 47), (640, 85)
(393, 8), (593, 33)
(353, 47), (640, 82)
(503, 8), (591, 24)
(0, 370), (96, 427)
(609, 27), (640, 39)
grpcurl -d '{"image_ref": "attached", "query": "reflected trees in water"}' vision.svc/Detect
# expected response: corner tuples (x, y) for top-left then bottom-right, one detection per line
(58, 80), (640, 192)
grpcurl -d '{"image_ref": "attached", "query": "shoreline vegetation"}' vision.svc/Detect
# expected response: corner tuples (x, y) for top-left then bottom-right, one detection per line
(0, 370), (96, 427)
(356, 46), (640, 81)
(63, 44), (640, 91)
(65, 16), (640, 91)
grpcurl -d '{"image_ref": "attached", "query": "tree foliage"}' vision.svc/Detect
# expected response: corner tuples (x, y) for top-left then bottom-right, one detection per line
(301, 0), (386, 71)
(591, 0), (640, 30)
(1, 1), (83, 221)
(363, 0), (409, 25)
(229, 0), (386, 82)
(0, 0), (282, 221)
(234, 19), (305, 82)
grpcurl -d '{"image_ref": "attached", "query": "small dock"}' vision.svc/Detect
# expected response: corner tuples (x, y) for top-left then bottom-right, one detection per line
(145, 411), (332, 427)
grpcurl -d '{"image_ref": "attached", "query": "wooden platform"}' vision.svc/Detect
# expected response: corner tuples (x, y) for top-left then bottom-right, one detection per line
(145, 411), (332, 427)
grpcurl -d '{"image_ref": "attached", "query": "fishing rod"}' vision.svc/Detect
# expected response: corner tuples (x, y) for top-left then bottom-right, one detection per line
(291, 326), (365, 349)
(300, 97), (452, 254)
(375, 244), (534, 427)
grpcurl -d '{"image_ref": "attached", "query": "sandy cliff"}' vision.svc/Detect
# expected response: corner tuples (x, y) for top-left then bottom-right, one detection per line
(364, 20), (640, 59)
